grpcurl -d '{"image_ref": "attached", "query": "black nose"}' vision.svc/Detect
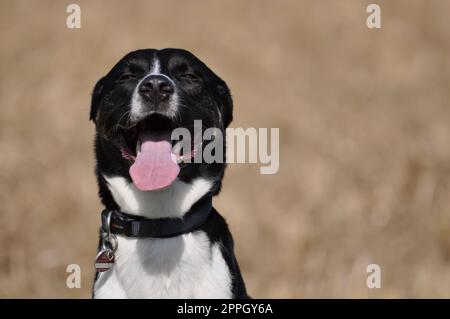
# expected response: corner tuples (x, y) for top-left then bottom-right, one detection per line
(138, 75), (174, 102)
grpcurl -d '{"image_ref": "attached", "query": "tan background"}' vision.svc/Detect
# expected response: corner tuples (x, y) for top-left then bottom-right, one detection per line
(1, 0), (450, 298)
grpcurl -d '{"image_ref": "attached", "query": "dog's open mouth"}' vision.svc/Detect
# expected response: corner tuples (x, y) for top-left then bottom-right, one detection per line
(117, 114), (187, 191)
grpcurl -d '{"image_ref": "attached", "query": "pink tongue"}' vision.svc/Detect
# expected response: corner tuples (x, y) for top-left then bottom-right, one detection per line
(129, 132), (180, 191)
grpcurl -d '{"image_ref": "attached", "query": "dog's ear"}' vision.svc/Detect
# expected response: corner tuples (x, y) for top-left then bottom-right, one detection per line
(90, 77), (105, 122)
(216, 79), (233, 128)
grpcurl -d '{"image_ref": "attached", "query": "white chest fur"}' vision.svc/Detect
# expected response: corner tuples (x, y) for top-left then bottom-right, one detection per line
(93, 176), (232, 299)
(94, 232), (232, 298)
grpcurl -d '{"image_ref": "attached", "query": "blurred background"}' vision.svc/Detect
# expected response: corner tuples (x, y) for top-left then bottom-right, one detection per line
(1, 0), (450, 298)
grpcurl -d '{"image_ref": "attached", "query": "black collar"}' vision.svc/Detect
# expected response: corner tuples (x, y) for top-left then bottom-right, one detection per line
(101, 196), (212, 238)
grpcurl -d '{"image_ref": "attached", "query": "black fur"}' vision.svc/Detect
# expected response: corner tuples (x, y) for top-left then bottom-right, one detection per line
(90, 48), (248, 298)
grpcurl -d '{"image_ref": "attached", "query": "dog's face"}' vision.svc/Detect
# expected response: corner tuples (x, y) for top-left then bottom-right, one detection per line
(91, 49), (232, 196)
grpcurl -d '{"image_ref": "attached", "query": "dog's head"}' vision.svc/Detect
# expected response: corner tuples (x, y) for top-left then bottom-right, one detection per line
(90, 49), (232, 196)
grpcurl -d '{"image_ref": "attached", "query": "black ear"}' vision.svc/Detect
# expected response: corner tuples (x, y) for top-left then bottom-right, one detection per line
(90, 77), (105, 122)
(216, 79), (233, 128)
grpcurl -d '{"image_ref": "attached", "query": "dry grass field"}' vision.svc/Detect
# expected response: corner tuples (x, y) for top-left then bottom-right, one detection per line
(1, 0), (450, 298)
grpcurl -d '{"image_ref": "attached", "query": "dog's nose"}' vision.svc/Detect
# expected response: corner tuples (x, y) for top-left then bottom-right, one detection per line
(138, 75), (174, 102)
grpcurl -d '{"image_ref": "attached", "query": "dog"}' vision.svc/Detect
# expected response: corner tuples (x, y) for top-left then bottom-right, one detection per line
(90, 48), (248, 298)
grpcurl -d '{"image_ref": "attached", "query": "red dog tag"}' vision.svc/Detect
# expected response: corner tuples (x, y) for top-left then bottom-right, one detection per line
(95, 250), (114, 273)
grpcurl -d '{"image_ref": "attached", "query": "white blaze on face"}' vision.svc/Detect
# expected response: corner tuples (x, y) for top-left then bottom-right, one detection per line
(130, 57), (178, 121)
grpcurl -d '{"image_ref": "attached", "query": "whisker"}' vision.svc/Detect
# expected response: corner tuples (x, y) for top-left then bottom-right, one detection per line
(113, 110), (132, 134)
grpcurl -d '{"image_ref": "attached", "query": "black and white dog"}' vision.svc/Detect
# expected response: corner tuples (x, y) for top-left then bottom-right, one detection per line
(90, 48), (248, 298)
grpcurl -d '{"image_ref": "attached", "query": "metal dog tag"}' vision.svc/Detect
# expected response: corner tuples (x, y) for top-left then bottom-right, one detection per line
(95, 211), (118, 273)
(95, 250), (115, 273)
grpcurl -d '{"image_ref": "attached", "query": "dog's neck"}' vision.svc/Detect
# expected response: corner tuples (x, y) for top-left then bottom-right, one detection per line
(102, 175), (213, 219)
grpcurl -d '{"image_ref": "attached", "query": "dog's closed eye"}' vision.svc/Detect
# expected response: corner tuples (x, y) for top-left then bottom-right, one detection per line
(179, 73), (199, 81)
(117, 73), (136, 82)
